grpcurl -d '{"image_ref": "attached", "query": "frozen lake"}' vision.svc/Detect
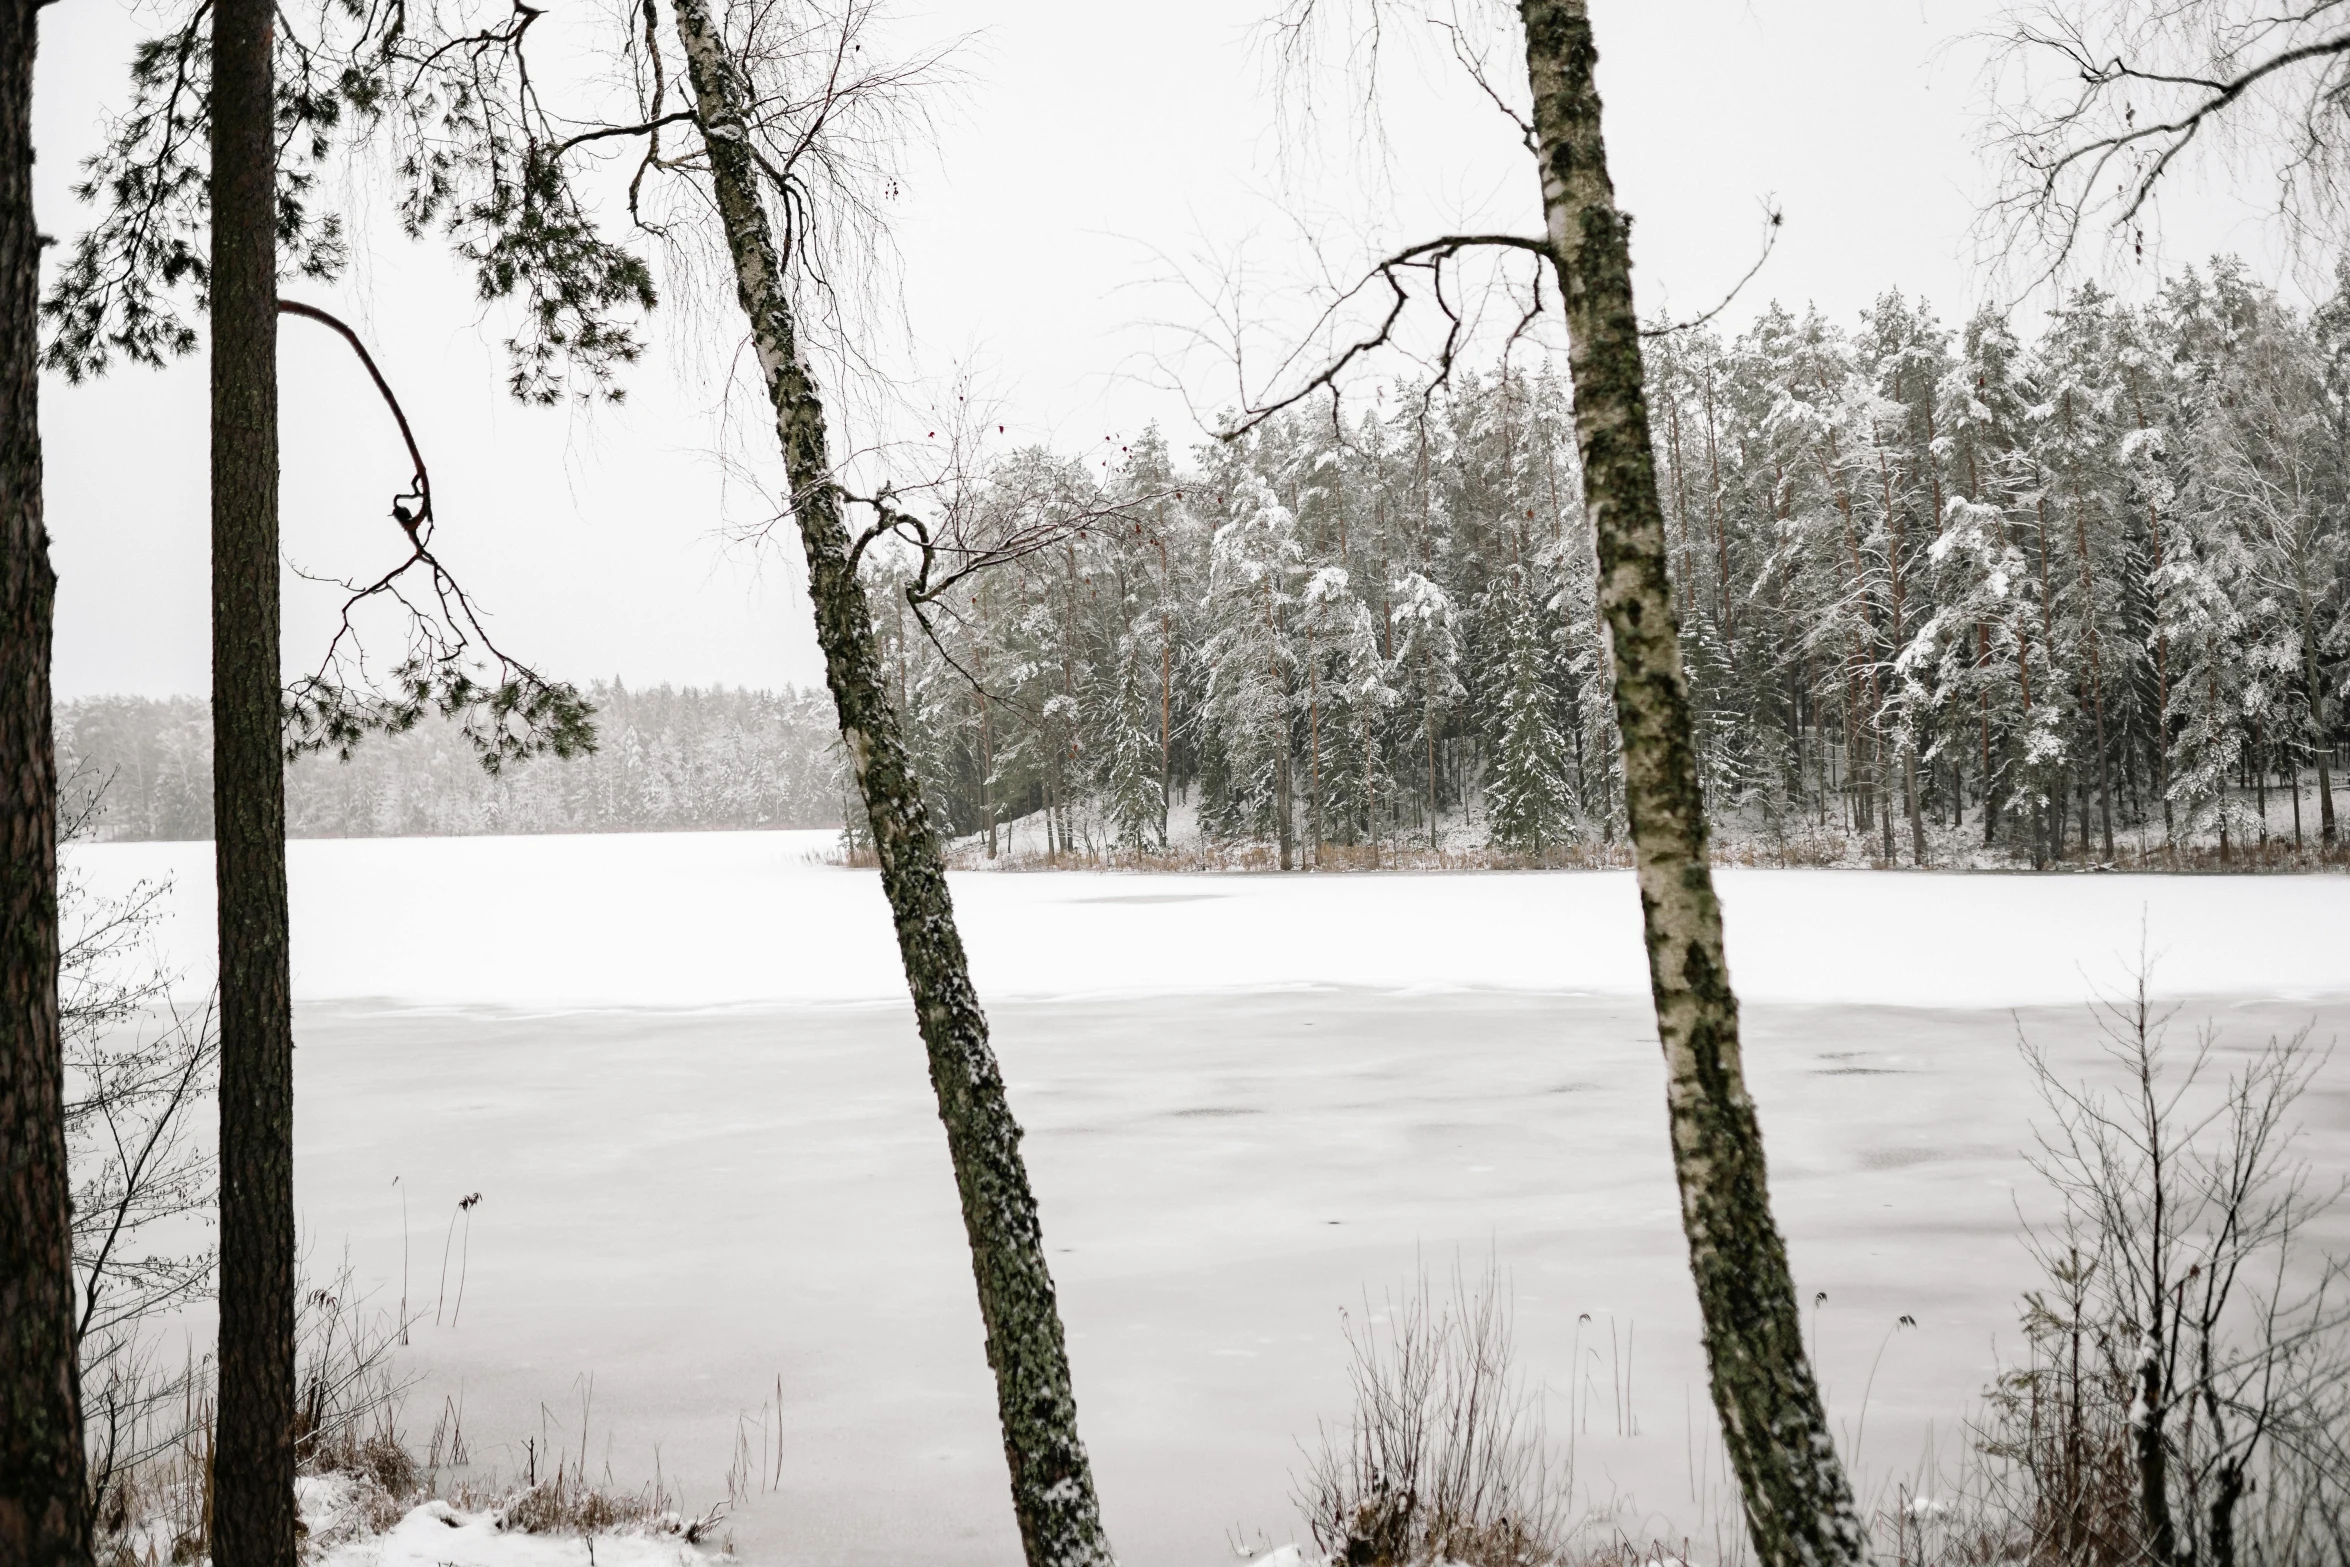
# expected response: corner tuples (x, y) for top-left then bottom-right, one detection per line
(65, 833), (2350, 1564)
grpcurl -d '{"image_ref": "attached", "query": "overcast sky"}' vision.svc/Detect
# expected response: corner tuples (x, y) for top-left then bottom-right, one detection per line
(33, 0), (2286, 699)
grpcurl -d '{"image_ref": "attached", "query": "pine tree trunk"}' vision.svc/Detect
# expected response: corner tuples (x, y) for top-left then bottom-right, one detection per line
(1903, 752), (1925, 867)
(668, 8), (1111, 1561)
(210, 0), (299, 1556)
(1424, 684), (1438, 849)
(1515, 7), (1864, 1564)
(0, 7), (94, 1558)
(2070, 504), (2115, 861)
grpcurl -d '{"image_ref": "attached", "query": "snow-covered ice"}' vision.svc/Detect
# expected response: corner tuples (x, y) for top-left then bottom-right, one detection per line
(64, 833), (2350, 1565)
(63, 828), (2350, 1008)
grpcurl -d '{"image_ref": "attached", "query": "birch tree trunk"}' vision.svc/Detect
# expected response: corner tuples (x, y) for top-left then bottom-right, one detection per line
(210, 0), (299, 1556)
(667, 6), (1112, 1562)
(1514, 5), (1865, 1563)
(0, 4), (94, 1558)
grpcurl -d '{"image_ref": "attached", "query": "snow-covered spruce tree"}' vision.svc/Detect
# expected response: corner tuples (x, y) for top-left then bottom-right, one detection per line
(1093, 626), (1164, 855)
(1485, 576), (1576, 856)
(1932, 307), (2053, 857)
(1110, 427), (1188, 843)
(1201, 475), (1305, 863)
(1533, 449), (1618, 842)
(2196, 287), (2343, 853)
(2157, 468), (2258, 858)
(2036, 285), (2137, 861)
(1789, 305), (1912, 858)
(1333, 589), (1403, 859)
(2116, 337), (2185, 849)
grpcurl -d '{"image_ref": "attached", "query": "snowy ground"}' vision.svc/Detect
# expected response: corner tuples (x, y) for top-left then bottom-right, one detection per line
(65, 832), (2350, 1565)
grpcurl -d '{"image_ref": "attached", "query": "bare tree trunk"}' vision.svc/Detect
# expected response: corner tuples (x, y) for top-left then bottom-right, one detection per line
(0, 7), (94, 1558)
(668, 8), (1110, 1561)
(978, 588), (997, 860)
(2135, 1350), (2179, 1564)
(210, 0), (298, 1557)
(1515, 7), (1864, 1564)
(1424, 683), (1438, 850)
(1276, 740), (1294, 869)
(1157, 535), (1172, 845)
(1307, 637), (1323, 867)
(2304, 626), (2336, 848)
(1882, 455), (1926, 867)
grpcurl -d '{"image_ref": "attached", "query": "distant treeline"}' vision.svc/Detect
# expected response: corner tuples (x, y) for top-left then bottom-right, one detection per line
(59, 682), (848, 841)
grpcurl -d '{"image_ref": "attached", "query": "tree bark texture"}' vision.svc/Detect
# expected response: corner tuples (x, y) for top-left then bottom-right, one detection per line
(0, 4), (94, 1559)
(209, 0), (298, 1557)
(667, 6), (1112, 1562)
(1514, 6), (1865, 1565)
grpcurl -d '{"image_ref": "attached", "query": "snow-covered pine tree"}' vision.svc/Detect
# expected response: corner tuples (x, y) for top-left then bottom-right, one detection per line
(1093, 626), (1164, 854)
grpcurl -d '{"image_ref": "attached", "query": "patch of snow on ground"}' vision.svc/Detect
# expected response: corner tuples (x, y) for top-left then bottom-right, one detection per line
(298, 1477), (721, 1567)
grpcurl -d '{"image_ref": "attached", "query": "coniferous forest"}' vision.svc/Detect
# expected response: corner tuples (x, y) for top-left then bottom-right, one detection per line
(64, 259), (2350, 867)
(882, 264), (2350, 870)
(58, 682), (846, 839)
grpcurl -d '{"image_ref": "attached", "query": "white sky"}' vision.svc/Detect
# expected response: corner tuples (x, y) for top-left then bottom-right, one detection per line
(32, 0), (2286, 699)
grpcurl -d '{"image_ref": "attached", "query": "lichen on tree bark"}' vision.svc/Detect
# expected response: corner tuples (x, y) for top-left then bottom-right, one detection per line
(666, 4), (1113, 1562)
(1514, 4), (1865, 1564)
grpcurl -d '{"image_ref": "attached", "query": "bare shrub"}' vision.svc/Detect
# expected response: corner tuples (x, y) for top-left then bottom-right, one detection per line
(1959, 960), (2350, 1567)
(1298, 1264), (1570, 1567)
(83, 1257), (419, 1561)
(59, 783), (223, 1540)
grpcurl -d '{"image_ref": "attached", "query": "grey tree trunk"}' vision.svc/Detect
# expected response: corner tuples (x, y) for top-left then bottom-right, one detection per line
(2304, 627), (2337, 847)
(209, 0), (298, 1557)
(1514, 6), (1865, 1565)
(0, 3), (94, 1558)
(666, 6), (1112, 1562)
(1903, 752), (1926, 867)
